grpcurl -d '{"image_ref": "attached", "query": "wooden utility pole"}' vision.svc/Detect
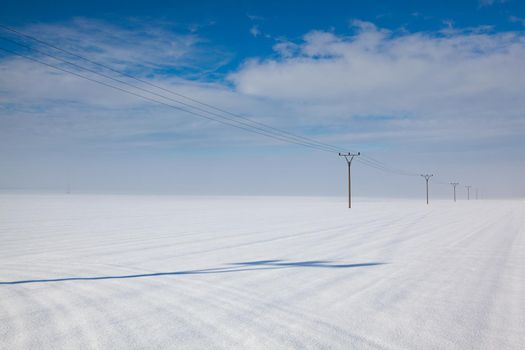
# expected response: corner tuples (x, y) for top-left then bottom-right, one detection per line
(465, 185), (472, 200)
(421, 174), (433, 205)
(450, 182), (459, 202)
(339, 152), (360, 208)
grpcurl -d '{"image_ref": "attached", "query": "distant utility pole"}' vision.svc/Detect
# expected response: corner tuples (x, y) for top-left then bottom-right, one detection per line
(421, 174), (433, 205)
(465, 185), (472, 200)
(450, 182), (459, 202)
(475, 188), (479, 200)
(339, 152), (360, 208)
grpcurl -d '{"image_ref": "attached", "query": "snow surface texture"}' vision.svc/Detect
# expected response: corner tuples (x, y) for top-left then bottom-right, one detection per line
(0, 194), (524, 349)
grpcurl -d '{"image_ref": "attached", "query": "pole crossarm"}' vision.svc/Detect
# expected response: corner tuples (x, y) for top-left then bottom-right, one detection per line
(420, 174), (434, 181)
(339, 152), (360, 164)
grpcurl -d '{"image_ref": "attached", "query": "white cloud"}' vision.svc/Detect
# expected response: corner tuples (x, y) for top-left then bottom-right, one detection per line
(0, 52), (283, 150)
(510, 16), (525, 27)
(249, 25), (261, 38)
(16, 17), (230, 76)
(0, 19), (254, 151)
(247, 14), (265, 21)
(1, 19), (524, 196)
(228, 21), (525, 146)
(479, 0), (495, 6)
(2, 19), (525, 152)
(478, 0), (507, 7)
(272, 40), (299, 57)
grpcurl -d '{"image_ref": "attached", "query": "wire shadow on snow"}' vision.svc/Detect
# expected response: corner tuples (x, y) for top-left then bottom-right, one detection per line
(0, 260), (386, 285)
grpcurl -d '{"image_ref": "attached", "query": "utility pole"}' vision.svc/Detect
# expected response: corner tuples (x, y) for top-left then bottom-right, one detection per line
(421, 174), (433, 205)
(465, 185), (472, 200)
(475, 188), (479, 200)
(339, 152), (360, 208)
(450, 182), (459, 202)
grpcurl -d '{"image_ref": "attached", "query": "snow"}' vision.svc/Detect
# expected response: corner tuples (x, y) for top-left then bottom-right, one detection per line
(0, 194), (524, 349)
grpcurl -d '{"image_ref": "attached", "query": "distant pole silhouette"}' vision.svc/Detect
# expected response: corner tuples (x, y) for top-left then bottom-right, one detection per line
(339, 152), (360, 208)
(450, 182), (459, 202)
(421, 174), (434, 204)
(475, 188), (479, 200)
(465, 185), (472, 200)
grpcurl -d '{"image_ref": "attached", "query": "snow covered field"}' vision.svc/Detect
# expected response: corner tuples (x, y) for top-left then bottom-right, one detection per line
(0, 194), (524, 349)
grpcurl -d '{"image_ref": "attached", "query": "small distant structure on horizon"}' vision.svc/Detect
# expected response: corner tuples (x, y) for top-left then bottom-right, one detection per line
(450, 182), (459, 202)
(465, 185), (472, 200)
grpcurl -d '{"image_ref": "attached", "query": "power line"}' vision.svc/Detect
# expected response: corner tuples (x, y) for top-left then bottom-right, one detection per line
(0, 23), (417, 176)
(0, 41), (453, 185)
(0, 46), (346, 153)
(356, 158), (420, 177)
(0, 24), (474, 199)
(0, 37), (342, 153)
(0, 24), (349, 154)
(0, 41), (423, 176)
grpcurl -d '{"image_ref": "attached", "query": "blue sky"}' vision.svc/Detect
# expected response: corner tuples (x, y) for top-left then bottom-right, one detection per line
(1, 0), (524, 197)
(3, 0), (525, 74)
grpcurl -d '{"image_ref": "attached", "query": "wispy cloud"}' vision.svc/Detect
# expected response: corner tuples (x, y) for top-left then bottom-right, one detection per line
(1, 18), (525, 156)
(249, 25), (261, 38)
(247, 13), (272, 39)
(229, 21), (525, 146)
(509, 16), (525, 26)
(247, 14), (265, 21)
(478, 0), (507, 7)
(15, 17), (230, 76)
(0, 18), (247, 152)
(1, 18), (524, 196)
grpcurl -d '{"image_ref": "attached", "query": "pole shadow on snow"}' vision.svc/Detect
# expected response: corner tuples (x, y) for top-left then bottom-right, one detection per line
(0, 260), (385, 285)
(231, 260), (384, 268)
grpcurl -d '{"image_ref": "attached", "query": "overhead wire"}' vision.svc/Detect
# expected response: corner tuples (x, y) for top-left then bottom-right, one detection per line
(0, 24), (458, 183)
(0, 24), (347, 154)
(356, 158), (421, 177)
(0, 46), (341, 153)
(0, 23), (410, 170)
(0, 36), (341, 153)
